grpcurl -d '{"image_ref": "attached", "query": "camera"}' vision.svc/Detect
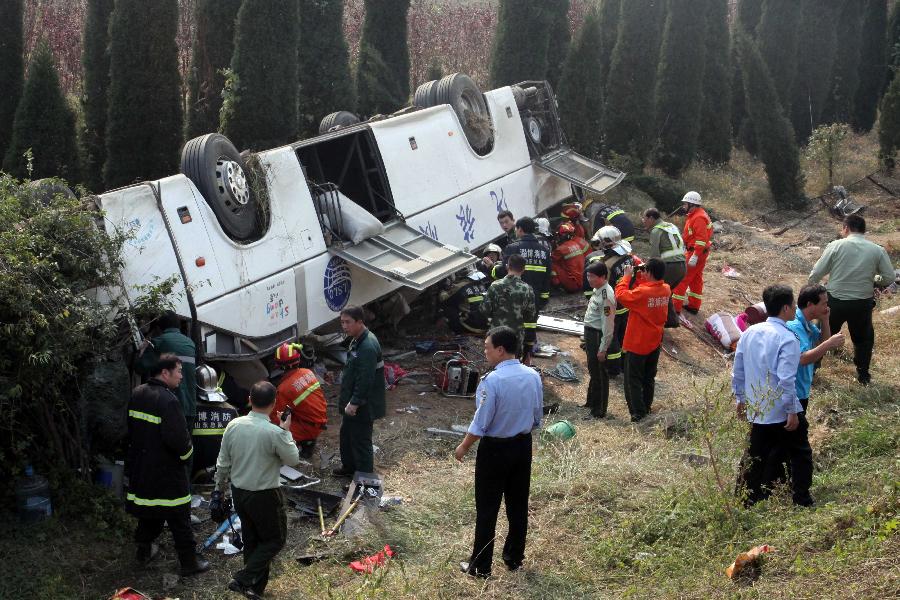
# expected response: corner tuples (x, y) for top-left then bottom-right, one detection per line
(634, 263), (647, 273)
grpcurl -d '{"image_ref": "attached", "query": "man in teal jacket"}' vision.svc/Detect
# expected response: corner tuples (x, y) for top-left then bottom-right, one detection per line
(137, 311), (198, 428)
(334, 306), (385, 476)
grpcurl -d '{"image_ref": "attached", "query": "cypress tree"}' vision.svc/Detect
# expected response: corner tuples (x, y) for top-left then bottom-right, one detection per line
(790, 0), (841, 143)
(886, 1), (900, 88)
(821, 0), (864, 125)
(80, 0), (114, 192)
(696, 0), (731, 165)
(220, 0), (299, 150)
(557, 9), (603, 158)
(878, 71), (900, 172)
(604, 0), (666, 165)
(184, 0), (242, 139)
(852, 0), (888, 133)
(298, 0), (355, 138)
(3, 42), (80, 181)
(737, 0), (764, 33)
(489, 0), (554, 88)
(545, 0), (571, 90)
(356, 0), (411, 116)
(731, 0), (763, 142)
(756, 0), (802, 109)
(737, 30), (804, 207)
(597, 0), (620, 88)
(104, 0), (182, 188)
(0, 0), (24, 159)
(653, 0), (708, 177)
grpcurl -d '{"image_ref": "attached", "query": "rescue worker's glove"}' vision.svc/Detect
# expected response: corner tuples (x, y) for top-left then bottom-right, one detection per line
(210, 490), (228, 523)
(688, 253), (699, 268)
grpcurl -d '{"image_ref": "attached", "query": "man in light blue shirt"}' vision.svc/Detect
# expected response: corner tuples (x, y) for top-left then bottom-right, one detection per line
(732, 284), (814, 506)
(785, 284), (845, 410)
(455, 326), (543, 578)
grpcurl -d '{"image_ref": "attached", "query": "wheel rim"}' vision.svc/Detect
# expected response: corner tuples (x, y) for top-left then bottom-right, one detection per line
(216, 158), (250, 208)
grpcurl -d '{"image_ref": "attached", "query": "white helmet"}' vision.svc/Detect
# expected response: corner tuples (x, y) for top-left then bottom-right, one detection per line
(682, 191), (702, 206)
(535, 217), (551, 237)
(592, 225), (622, 247)
(483, 243), (502, 256)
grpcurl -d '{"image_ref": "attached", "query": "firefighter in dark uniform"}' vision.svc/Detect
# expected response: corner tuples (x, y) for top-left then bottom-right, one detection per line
(440, 271), (491, 335)
(593, 204), (636, 243)
(477, 244), (502, 278)
(492, 217), (552, 310)
(125, 353), (210, 576)
(334, 306), (386, 476)
(191, 365), (238, 479)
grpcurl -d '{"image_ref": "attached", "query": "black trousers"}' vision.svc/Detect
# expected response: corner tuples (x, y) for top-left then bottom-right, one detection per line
(133, 505), (196, 561)
(584, 327), (609, 417)
(231, 487), (287, 594)
(827, 294), (875, 380)
(468, 433), (532, 575)
(738, 416), (813, 506)
(663, 261), (686, 326)
(623, 347), (660, 420)
(606, 312), (628, 376)
(339, 405), (374, 474)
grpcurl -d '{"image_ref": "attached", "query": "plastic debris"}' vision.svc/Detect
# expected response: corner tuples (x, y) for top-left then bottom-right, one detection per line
(725, 544), (774, 580)
(349, 545), (395, 573)
(379, 496), (404, 508)
(721, 264), (742, 279)
(395, 405), (421, 414)
(216, 534), (242, 555)
(546, 359), (579, 382)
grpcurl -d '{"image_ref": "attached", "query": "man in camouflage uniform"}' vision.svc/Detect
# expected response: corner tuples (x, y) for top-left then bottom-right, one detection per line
(482, 254), (537, 362)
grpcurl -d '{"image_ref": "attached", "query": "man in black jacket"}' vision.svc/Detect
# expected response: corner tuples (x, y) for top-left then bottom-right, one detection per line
(125, 353), (209, 576)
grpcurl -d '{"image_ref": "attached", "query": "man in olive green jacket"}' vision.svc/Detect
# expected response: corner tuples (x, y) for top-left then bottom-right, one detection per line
(137, 311), (198, 427)
(334, 306), (385, 476)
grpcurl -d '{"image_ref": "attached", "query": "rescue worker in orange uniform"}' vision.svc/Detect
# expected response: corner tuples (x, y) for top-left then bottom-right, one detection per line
(615, 258), (670, 422)
(270, 343), (327, 458)
(551, 222), (589, 293)
(561, 202), (588, 240)
(672, 191), (713, 314)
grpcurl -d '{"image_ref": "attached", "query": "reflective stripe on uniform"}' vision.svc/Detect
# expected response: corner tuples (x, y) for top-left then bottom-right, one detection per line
(126, 492), (191, 507)
(540, 292), (550, 299)
(607, 210), (625, 219)
(563, 249), (583, 259)
(129, 410), (161, 424)
(525, 265), (548, 272)
(607, 351), (623, 360)
(584, 290), (593, 297)
(292, 381), (322, 405)
(177, 355), (196, 365)
(179, 447), (193, 461)
(467, 295), (484, 303)
(192, 428), (226, 436)
(623, 236), (635, 242)
(615, 307), (629, 315)
(523, 322), (537, 329)
(694, 240), (707, 247)
(654, 222), (685, 259)
(687, 292), (703, 299)
(672, 294), (687, 301)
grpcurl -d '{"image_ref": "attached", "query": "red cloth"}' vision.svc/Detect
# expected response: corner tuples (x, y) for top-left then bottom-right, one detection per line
(614, 276), (670, 354)
(551, 238), (588, 292)
(349, 545), (395, 573)
(270, 368), (327, 442)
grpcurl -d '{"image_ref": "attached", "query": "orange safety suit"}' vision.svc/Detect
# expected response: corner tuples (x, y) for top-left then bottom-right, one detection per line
(672, 207), (712, 312)
(614, 275), (670, 355)
(551, 236), (589, 293)
(270, 368), (327, 443)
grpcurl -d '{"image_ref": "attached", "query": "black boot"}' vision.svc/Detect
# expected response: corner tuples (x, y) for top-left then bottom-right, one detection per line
(179, 552), (211, 577)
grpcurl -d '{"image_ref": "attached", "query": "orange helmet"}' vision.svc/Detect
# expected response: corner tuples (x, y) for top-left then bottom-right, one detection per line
(275, 342), (304, 366)
(557, 222), (576, 236)
(561, 202), (583, 220)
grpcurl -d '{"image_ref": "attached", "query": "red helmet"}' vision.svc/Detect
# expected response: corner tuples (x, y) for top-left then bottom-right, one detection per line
(561, 202), (583, 220)
(557, 221), (576, 236)
(275, 342), (303, 366)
